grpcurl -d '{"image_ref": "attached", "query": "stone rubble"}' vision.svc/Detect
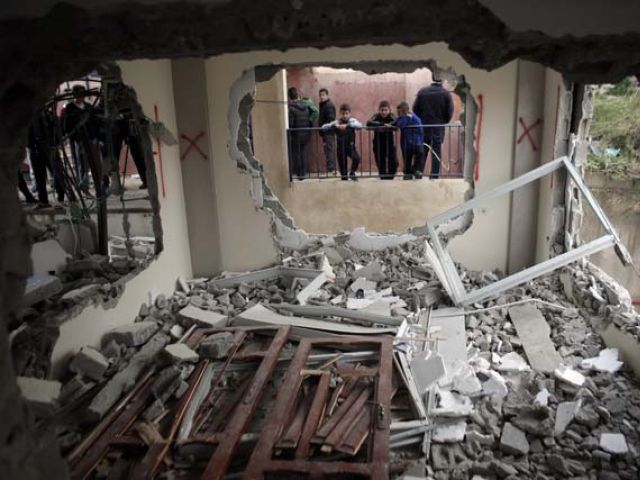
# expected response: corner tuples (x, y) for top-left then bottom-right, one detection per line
(13, 237), (640, 479)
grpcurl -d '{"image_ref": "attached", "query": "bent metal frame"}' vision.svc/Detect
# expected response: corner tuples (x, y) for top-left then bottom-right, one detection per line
(426, 155), (633, 306)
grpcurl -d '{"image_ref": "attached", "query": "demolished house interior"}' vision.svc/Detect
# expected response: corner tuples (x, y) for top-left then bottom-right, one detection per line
(4, 2), (640, 480)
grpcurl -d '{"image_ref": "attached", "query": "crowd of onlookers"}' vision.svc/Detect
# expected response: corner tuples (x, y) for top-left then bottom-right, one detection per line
(287, 78), (454, 181)
(17, 83), (148, 208)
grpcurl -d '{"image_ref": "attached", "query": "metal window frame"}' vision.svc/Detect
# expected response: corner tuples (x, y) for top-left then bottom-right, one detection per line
(426, 156), (633, 306)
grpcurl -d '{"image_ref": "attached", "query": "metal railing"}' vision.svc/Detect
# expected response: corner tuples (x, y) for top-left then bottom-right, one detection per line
(286, 124), (464, 181)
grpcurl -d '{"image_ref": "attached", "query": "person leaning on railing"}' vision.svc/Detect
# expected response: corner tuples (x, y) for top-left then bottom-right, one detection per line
(366, 100), (397, 180)
(393, 102), (426, 180)
(321, 103), (363, 182)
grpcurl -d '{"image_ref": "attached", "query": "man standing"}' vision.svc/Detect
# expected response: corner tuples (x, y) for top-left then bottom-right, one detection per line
(318, 88), (336, 173)
(287, 87), (314, 180)
(412, 77), (454, 178)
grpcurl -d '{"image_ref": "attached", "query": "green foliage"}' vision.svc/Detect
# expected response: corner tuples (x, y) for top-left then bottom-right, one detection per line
(588, 78), (640, 178)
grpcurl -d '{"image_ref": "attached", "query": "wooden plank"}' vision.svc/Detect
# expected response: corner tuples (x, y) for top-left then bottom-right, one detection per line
(508, 304), (562, 373)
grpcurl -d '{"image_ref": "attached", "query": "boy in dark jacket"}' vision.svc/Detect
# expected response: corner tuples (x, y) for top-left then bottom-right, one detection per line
(321, 104), (363, 181)
(394, 101), (425, 179)
(288, 87), (314, 179)
(366, 100), (397, 179)
(318, 88), (336, 173)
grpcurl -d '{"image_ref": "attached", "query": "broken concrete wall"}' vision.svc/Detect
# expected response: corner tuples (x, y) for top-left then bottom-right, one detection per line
(49, 60), (193, 376)
(209, 43), (527, 273)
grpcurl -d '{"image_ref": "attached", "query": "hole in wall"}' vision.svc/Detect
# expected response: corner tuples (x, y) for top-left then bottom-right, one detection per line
(11, 62), (169, 377)
(235, 60), (478, 243)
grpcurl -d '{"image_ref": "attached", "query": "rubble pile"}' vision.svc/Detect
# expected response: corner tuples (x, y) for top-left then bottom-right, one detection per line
(15, 236), (640, 478)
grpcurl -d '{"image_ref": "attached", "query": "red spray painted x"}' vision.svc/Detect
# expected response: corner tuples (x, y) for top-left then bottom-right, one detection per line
(180, 131), (208, 161)
(517, 117), (543, 151)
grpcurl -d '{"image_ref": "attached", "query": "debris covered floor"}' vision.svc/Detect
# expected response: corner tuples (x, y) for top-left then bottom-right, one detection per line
(18, 237), (640, 479)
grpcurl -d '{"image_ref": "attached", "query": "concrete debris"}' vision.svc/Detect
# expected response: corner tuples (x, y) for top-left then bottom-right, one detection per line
(554, 364), (586, 387)
(347, 227), (416, 251)
(17, 376), (62, 416)
(410, 352), (446, 394)
(103, 321), (159, 347)
(199, 332), (235, 359)
(433, 390), (473, 417)
(480, 370), (509, 400)
(69, 346), (110, 381)
(31, 238), (70, 274)
(500, 422), (529, 455)
(431, 419), (466, 443)
(496, 352), (531, 372)
(581, 348), (623, 373)
(22, 229), (640, 477)
(164, 343), (199, 363)
(554, 401), (580, 436)
(508, 303), (562, 373)
(88, 331), (170, 420)
(178, 305), (227, 328)
(599, 433), (629, 454)
(22, 273), (63, 306)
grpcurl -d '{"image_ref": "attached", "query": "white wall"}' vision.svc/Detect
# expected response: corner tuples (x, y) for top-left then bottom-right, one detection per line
(50, 60), (193, 377)
(205, 43), (521, 273)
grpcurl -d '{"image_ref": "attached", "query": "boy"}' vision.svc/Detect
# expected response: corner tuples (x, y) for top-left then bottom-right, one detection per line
(394, 101), (425, 179)
(366, 100), (397, 179)
(318, 88), (336, 173)
(287, 87), (314, 179)
(321, 104), (363, 181)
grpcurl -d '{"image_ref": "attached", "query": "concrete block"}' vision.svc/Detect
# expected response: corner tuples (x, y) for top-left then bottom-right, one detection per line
(349, 277), (377, 293)
(60, 284), (100, 302)
(88, 331), (170, 420)
(496, 352), (531, 372)
(164, 343), (199, 363)
(17, 376), (62, 416)
(103, 321), (159, 347)
(56, 221), (95, 256)
(433, 390), (473, 418)
(70, 346), (109, 381)
(199, 332), (235, 359)
(31, 239), (69, 274)
(500, 422), (529, 455)
(352, 260), (385, 282)
(599, 433), (629, 454)
(22, 273), (62, 307)
(431, 419), (466, 443)
(178, 305), (228, 328)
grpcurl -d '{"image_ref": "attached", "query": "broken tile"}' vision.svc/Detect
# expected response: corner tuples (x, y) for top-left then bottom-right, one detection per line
(554, 365), (586, 387)
(482, 370), (509, 398)
(581, 348), (623, 374)
(349, 276), (377, 293)
(599, 433), (629, 454)
(352, 260), (385, 282)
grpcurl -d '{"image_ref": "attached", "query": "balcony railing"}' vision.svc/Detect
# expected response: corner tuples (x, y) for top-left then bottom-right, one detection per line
(286, 123), (464, 181)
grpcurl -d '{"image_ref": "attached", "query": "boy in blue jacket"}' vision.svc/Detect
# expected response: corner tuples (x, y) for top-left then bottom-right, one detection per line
(394, 101), (425, 179)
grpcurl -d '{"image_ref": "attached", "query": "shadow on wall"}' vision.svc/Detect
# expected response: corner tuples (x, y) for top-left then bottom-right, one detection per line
(246, 61), (477, 237)
(11, 63), (171, 378)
